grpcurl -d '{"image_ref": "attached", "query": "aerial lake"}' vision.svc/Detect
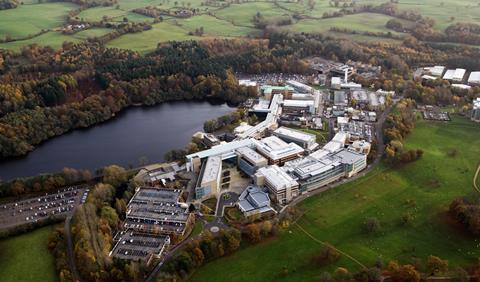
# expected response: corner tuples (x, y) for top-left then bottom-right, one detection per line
(0, 101), (234, 181)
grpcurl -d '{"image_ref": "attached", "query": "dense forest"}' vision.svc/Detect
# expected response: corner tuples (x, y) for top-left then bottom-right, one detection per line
(1, 32), (480, 160)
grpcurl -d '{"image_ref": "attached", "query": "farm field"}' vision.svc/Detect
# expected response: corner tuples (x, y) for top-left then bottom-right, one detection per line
(0, 2), (78, 39)
(0, 31), (81, 50)
(1, 0), (480, 52)
(0, 225), (58, 282)
(177, 15), (257, 37)
(189, 116), (480, 281)
(105, 21), (202, 53)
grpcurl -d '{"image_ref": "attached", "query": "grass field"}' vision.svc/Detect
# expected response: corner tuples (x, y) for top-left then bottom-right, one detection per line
(0, 31), (81, 50)
(106, 21), (201, 53)
(0, 225), (58, 282)
(189, 116), (480, 281)
(0, 2), (78, 39)
(177, 15), (257, 37)
(214, 2), (289, 27)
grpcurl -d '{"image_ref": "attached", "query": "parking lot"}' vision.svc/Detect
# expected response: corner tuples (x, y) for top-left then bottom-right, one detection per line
(0, 186), (89, 229)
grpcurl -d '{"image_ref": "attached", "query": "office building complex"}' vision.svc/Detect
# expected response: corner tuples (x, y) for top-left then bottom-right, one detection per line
(236, 147), (268, 176)
(254, 136), (304, 165)
(255, 165), (299, 204)
(195, 156), (222, 200)
(273, 126), (317, 150)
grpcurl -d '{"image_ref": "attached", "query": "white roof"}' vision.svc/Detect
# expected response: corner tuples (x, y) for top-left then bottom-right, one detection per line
(239, 80), (257, 87)
(473, 98), (480, 109)
(283, 99), (314, 108)
(274, 127), (316, 143)
(186, 138), (255, 161)
(422, 75), (437, 80)
(468, 72), (480, 84)
(236, 147), (267, 165)
(332, 132), (348, 144)
(331, 77), (341, 85)
(286, 80), (313, 93)
(443, 68), (466, 81)
(337, 116), (350, 125)
(323, 141), (343, 153)
(201, 156), (221, 184)
(256, 165), (298, 191)
(451, 84), (471, 90)
(255, 136), (304, 161)
(424, 66), (445, 77)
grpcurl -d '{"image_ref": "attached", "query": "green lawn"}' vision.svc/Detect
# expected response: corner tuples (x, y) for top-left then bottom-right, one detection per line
(72, 28), (113, 40)
(0, 2), (78, 39)
(177, 15), (257, 37)
(0, 31), (81, 51)
(0, 225), (58, 282)
(106, 21), (201, 53)
(189, 116), (480, 281)
(214, 2), (289, 27)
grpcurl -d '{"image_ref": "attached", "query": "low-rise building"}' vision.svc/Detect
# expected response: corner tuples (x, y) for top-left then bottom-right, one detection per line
(110, 231), (170, 263)
(443, 68), (466, 82)
(123, 187), (193, 236)
(237, 185), (276, 217)
(236, 147), (268, 176)
(203, 133), (221, 148)
(424, 66), (445, 77)
(254, 136), (304, 165)
(472, 98), (480, 122)
(195, 155), (222, 200)
(133, 163), (180, 187)
(283, 99), (315, 115)
(468, 72), (480, 85)
(273, 127), (317, 150)
(254, 165), (299, 205)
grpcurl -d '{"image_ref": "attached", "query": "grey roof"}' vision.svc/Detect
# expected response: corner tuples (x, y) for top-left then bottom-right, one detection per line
(238, 186), (274, 213)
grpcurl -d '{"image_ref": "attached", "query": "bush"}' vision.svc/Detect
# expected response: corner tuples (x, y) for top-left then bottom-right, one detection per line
(363, 217), (381, 234)
(311, 244), (341, 266)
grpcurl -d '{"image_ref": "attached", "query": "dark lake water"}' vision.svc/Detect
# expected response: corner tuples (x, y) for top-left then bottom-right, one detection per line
(0, 101), (234, 181)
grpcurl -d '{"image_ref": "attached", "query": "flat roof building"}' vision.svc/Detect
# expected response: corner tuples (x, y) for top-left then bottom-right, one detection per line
(254, 136), (304, 165)
(468, 72), (480, 85)
(124, 187), (192, 235)
(443, 68), (466, 82)
(283, 99), (315, 114)
(196, 156), (222, 200)
(286, 80), (314, 93)
(472, 98), (480, 122)
(424, 66), (445, 77)
(236, 147), (268, 176)
(110, 231), (170, 263)
(255, 165), (299, 205)
(273, 127), (317, 150)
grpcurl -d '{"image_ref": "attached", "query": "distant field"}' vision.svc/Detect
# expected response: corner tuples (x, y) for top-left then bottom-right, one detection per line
(106, 21), (200, 53)
(284, 13), (405, 35)
(190, 116), (480, 281)
(0, 2), (78, 39)
(178, 15), (257, 37)
(214, 2), (288, 27)
(1, 0), (479, 52)
(0, 225), (58, 282)
(0, 31), (81, 50)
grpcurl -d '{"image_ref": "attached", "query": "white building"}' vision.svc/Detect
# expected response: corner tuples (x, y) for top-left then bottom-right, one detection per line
(254, 136), (304, 165)
(196, 155), (222, 200)
(468, 72), (480, 85)
(273, 126), (317, 150)
(424, 66), (445, 77)
(254, 165), (299, 205)
(443, 68), (466, 82)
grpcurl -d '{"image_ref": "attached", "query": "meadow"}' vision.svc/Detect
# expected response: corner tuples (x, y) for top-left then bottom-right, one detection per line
(189, 116), (480, 281)
(1, 0), (480, 52)
(0, 225), (58, 282)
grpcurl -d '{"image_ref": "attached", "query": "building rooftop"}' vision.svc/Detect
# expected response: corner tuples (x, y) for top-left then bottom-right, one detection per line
(201, 156), (222, 184)
(286, 80), (314, 93)
(332, 149), (366, 165)
(424, 66), (445, 77)
(283, 99), (315, 108)
(274, 127), (316, 143)
(443, 68), (466, 81)
(256, 165), (298, 191)
(255, 136), (304, 161)
(110, 231), (170, 262)
(236, 146), (267, 165)
(468, 72), (480, 84)
(186, 138), (256, 161)
(237, 185), (274, 214)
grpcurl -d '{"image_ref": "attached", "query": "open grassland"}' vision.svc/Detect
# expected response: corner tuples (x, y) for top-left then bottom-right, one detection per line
(358, 0), (480, 31)
(0, 31), (81, 50)
(0, 2), (78, 39)
(285, 13), (404, 35)
(105, 21), (200, 53)
(214, 2), (289, 27)
(190, 116), (480, 281)
(177, 15), (257, 37)
(0, 225), (58, 282)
